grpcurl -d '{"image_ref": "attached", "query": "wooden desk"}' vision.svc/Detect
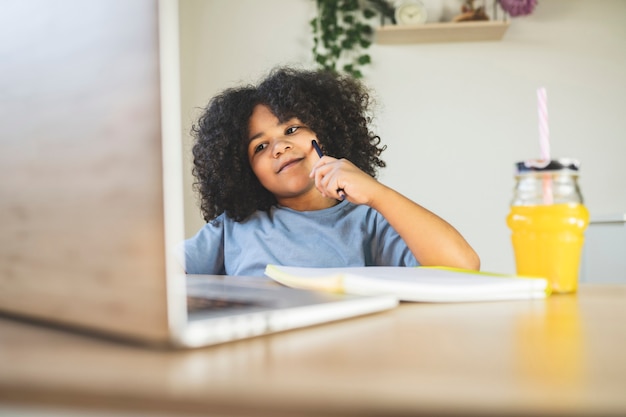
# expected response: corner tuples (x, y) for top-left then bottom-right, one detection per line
(1, 285), (625, 417)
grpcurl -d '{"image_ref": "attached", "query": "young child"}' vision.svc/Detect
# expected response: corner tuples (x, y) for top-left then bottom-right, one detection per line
(183, 67), (480, 276)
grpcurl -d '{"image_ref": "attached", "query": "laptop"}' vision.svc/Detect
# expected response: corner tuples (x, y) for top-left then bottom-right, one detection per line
(0, 0), (397, 348)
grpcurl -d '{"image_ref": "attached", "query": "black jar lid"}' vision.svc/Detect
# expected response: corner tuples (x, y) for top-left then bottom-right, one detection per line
(515, 158), (581, 173)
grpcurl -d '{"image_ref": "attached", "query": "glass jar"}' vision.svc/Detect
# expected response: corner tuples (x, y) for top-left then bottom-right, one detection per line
(506, 159), (589, 293)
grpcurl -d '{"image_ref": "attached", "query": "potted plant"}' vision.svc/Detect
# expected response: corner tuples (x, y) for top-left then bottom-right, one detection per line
(310, 0), (394, 78)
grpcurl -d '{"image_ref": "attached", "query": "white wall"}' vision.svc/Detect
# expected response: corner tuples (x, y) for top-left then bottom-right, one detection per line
(179, 0), (626, 274)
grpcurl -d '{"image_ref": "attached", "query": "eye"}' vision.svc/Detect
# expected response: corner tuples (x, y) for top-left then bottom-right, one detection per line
(252, 142), (267, 154)
(285, 126), (299, 135)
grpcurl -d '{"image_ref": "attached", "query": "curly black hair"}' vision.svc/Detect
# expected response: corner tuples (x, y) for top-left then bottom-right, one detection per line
(191, 67), (386, 223)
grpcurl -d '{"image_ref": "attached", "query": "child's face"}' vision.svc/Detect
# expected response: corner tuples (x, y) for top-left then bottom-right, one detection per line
(247, 104), (321, 203)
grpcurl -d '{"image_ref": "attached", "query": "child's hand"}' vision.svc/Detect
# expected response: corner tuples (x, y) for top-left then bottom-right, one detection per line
(309, 156), (384, 205)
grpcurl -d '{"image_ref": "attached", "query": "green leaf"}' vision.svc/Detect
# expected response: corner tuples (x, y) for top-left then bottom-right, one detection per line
(363, 8), (376, 19)
(357, 54), (371, 65)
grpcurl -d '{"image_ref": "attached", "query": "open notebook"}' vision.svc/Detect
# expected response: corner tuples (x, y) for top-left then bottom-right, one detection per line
(265, 265), (550, 302)
(0, 0), (398, 348)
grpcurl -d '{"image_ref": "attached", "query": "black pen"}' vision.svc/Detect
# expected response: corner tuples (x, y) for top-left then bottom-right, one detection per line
(312, 139), (323, 158)
(312, 140), (345, 200)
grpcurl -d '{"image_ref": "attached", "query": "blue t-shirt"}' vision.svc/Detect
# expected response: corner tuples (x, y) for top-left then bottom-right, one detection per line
(183, 200), (418, 276)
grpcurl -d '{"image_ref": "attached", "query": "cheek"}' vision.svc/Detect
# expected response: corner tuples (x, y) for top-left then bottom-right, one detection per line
(249, 158), (272, 185)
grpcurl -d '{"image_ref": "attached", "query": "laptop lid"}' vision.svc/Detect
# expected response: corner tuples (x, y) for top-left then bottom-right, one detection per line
(0, 0), (183, 344)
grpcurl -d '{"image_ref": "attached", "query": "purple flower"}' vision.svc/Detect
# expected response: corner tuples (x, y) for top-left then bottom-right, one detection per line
(499, 0), (537, 17)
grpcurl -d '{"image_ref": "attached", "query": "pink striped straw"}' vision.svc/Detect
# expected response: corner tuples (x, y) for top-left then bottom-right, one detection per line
(537, 87), (553, 204)
(537, 87), (550, 161)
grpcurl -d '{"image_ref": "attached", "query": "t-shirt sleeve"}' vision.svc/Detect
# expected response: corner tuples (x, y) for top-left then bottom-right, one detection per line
(371, 213), (420, 267)
(179, 217), (226, 274)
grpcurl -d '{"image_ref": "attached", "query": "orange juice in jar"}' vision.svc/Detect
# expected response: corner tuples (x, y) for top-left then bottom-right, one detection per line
(506, 159), (589, 293)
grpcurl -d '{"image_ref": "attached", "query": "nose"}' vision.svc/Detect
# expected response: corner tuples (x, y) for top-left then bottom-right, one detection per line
(272, 140), (292, 158)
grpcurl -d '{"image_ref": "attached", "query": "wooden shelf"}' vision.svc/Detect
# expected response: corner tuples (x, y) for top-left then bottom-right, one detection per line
(375, 21), (510, 44)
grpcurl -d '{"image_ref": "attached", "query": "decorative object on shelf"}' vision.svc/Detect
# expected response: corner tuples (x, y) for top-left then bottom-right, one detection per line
(498, 0), (537, 17)
(420, 0), (444, 23)
(452, 0), (490, 22)
(310, 0), (395, 79)
(394, 0), (428, 26)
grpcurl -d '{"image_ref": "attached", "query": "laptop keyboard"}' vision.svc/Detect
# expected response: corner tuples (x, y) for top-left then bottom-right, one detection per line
(186, 295), (262, 312)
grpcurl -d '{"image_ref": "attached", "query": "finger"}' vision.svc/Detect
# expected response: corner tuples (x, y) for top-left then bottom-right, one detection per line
(318, 172), (335, 198)
(314, 166), (339, 198)
(311, 164), (331, 196)
(320, 170), (346, 201)
(309, 156), (333, 177)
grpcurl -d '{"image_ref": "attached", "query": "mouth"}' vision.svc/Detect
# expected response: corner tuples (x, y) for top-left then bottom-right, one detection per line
(277, 157), (304, 173)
